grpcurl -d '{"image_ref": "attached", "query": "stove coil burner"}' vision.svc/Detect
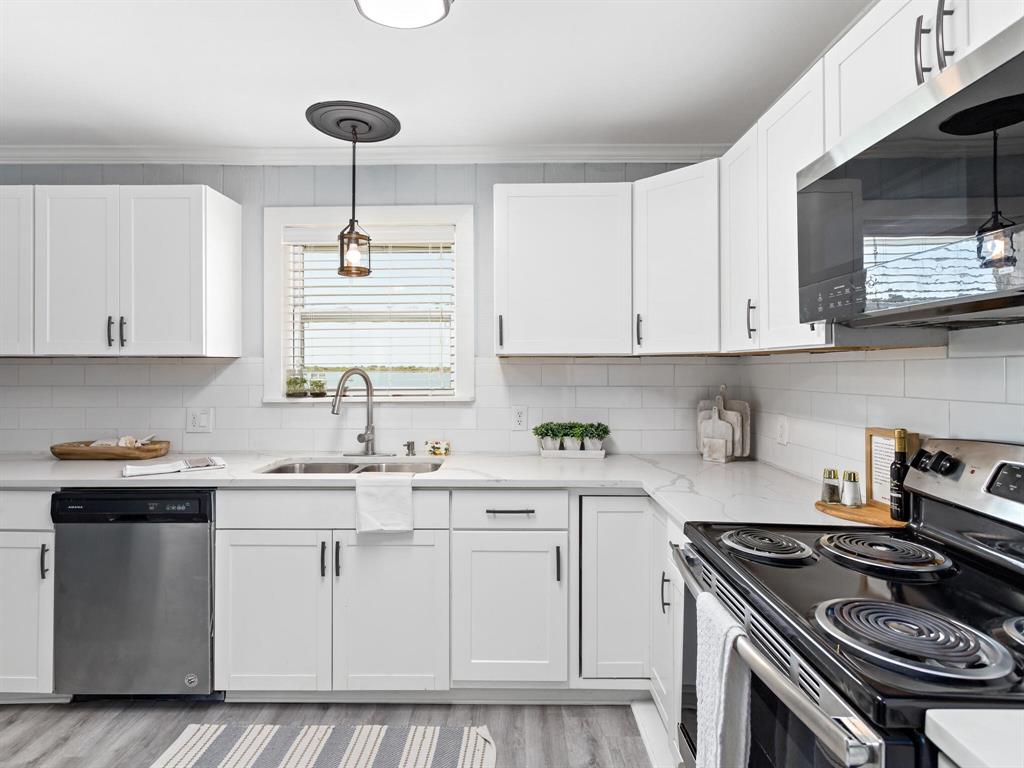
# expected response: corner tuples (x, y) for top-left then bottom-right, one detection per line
(720, 528), (815, 565)
(1003, 617), (1024, 650)
(817, 532), (952, 575)
(815, 599), (1016, 683)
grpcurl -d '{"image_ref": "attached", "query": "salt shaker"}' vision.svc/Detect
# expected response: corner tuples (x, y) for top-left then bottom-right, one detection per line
(841, 470), (863, 507)
(820, 468), (841, 504)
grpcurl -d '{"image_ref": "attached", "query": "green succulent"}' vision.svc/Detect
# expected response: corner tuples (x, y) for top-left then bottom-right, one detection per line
(285, 376), (308, 393)
(309, 379), (326, 393)
(583, 422), (610, 440)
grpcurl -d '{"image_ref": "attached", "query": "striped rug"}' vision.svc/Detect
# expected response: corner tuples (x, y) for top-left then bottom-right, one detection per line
(149, 723), (496, 768)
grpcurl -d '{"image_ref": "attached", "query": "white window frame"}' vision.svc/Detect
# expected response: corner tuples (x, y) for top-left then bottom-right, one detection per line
(263, 205), (475, 403)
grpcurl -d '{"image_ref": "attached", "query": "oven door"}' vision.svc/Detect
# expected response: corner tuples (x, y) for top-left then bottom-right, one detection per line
(672, 544), (886, 768)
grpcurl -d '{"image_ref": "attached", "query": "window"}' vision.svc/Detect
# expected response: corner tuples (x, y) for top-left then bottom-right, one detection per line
(264, 206), (474, 402)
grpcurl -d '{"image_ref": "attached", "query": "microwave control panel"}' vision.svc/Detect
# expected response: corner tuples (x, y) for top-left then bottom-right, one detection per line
(799, 277), (866, 324)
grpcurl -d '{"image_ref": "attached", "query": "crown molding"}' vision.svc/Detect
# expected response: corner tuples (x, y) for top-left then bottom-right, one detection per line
(0, 143), (729, 166)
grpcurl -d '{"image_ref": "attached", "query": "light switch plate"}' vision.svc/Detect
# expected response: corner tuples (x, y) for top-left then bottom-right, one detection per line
(776, 415), (789, 446)
(511, 406), (528, 430)
(187, 407), (214, 433)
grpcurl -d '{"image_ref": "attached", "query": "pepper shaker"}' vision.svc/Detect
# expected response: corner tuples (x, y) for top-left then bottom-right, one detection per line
(841, 470), (863, 508)
(820, 468), (841, 504)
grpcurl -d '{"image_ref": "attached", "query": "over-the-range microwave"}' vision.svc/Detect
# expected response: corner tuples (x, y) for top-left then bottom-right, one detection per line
(797, 20), (1024, 329)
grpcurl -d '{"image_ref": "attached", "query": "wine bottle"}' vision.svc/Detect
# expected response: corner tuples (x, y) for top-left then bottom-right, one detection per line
(890, 428), (910, 522)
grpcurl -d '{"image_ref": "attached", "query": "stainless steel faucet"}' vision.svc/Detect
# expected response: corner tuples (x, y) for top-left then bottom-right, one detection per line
(331, 368), (392, 456)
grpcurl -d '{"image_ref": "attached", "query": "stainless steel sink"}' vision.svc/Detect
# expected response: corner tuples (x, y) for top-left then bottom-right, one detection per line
(258, 460), (441, 474)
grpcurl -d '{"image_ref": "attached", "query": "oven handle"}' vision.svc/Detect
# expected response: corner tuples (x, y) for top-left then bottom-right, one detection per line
(673, 545), (875, 768)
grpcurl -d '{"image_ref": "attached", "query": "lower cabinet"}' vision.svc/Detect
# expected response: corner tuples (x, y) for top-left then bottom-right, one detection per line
(451, 530), (568, 682)
(580, 496), (651, 678)
(650, 516), (674, 725)
(333, 530), (449, 691)
(0, 531), (54, 693)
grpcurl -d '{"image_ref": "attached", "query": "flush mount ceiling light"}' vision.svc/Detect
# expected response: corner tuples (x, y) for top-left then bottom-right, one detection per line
(306, 101), (401, 277)
(354, 0), (454, 29)
(940, 93), (1024, 269)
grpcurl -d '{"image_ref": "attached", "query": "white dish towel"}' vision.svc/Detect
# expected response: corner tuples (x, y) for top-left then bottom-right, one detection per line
(355, 473), (414, 533)
(695, 591), (751, 768)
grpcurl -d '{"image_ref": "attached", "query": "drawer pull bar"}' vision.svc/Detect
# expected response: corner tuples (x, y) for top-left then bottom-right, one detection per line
(556, 545), (562, 582)
(485, 509), (536, 515)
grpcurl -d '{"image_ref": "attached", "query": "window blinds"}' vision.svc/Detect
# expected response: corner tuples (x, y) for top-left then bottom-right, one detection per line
(283, 228), (457, 397)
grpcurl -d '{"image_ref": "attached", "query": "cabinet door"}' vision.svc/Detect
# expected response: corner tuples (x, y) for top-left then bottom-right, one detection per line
(964, 0), (1024, 54)
(580, 497), (650, 678)
(451, 530), (568, 682)
(119, 186), (205, 355)
(214, 529), (332, 691)
(34, 186), (119, 356)
(0, 187), (33, 355)
(719, 126), (761, 353)
(333, 530), (449, 691)
(649, 516), (673, 725)
(0, 531), (54, 693)
(757, 62), (829, 350)
(494, 183), (632, 355)
(632, 162), (719, 354)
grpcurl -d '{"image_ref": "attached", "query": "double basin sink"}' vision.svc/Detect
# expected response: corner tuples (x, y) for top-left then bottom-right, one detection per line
(259, 460), (442, 475)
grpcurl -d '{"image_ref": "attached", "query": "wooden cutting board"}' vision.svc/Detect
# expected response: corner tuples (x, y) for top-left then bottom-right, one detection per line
(814, 500), (907, 527)
(50, 441), (171, 460)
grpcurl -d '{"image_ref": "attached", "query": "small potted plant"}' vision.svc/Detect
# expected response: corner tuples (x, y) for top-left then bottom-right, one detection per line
(308, 379), (326, 398)
(582, 422), (610, 451)
(532, 422), (560, 451)
(561, 422), (583, 451)
(285, 374), (308, 398)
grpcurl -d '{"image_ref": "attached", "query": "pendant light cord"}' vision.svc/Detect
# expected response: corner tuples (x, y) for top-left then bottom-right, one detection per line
(351, 126), (358, 224)
(992, 129), (1000, 217)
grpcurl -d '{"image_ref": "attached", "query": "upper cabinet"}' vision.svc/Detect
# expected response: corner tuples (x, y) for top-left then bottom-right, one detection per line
(824, 0), (1024, 148)
(719, 127), (760, 353)
(757, 61), (829, 350)
(494, 183), (632, 356)
(0, 186), (34, 355)
(32, 184), (240, 357)
(632, 161), (719, 355)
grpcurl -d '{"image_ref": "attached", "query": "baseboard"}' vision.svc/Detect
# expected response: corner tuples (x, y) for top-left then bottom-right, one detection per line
(631, 699), (679, 768)
(224, 688), (648, 705)
(0, 693), (72, 705)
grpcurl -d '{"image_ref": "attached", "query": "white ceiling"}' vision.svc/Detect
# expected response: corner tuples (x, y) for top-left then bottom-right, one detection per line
(0, 0), (870, 162)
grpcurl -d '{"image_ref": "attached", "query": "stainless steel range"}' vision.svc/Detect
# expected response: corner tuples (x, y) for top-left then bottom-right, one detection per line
(674, 439), (1024, 768)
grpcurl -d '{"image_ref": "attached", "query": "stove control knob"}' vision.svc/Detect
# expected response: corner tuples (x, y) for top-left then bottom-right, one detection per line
(930, 450), (960, 476)
(911, 449), (933, 471)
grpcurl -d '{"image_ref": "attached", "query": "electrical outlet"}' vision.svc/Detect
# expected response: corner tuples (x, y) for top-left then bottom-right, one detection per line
(512, 406), (528, 430)
(187, 407), (214, 434)
(776, 415), (789, 446)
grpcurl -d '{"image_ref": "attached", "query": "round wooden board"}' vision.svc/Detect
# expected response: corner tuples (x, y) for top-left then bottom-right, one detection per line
(50, 441), (171, 461)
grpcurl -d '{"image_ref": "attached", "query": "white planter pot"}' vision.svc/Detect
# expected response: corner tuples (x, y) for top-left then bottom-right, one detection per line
(583, 437), (604, 451)
(562, 437), (582, 451)
(540, 436), (559, 450)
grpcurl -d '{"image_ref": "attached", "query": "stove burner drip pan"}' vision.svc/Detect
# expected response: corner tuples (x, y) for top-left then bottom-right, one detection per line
(720, 528), (815, 565)
(815, 599), (1016, 684)
(817, 532), (952, 577)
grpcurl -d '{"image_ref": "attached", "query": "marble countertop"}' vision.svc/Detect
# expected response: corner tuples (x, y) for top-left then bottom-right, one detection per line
(926, 710), (1024, 768)
(0, 452), (851, 529)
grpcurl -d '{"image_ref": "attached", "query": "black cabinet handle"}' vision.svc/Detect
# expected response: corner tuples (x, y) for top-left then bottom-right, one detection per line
(335, 540), (341, 577)
(107, 315), (114, 347)
(555, 545), (561, 582)
(498, 314), (504, 347)
(320, 540), (326, 578)
(660, 570), (670, 614)
(119, 316), (126, 347)
(746, 299), (757, 339)
(636, 314), (643, 346)
(485, 509), (535, 515)
(40, 544), (50, 580)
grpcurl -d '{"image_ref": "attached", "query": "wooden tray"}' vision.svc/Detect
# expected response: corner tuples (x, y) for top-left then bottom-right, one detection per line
(814, 500), (906, 528)
(50, 441), (171, 461)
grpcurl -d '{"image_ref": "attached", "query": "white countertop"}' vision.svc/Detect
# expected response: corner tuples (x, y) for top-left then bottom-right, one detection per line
(0, 452), (850, 529)
(926, 710), (1024, 768)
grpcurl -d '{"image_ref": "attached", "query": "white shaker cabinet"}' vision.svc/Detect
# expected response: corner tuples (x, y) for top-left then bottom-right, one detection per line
(757, 61), (829, 350)
(0, 531), (54, 694)
(0, 187), (34, 356)
(34, 186), (120, 356)
(451, 530), (568, 682)
(33, 184), (240, 357)
(649, 515), (674, 726)
(632, 161), (719, 354)
(580, 496), (651, 678)
(494, 183), (632, 356)
(719, 126), (761, 353)
(214, 529), (333, 691)
(332, 530), (449, 691)
(965, 0), (1024, 55)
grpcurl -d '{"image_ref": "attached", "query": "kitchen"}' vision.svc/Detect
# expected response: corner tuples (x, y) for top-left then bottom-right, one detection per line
(1, 1), (1023, 767)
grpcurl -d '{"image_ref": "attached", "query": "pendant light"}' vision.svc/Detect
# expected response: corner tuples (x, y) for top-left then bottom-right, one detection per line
(355, 0), (453, 29)
(306, 101), (402, 277)
(939, 93), (1024, 269)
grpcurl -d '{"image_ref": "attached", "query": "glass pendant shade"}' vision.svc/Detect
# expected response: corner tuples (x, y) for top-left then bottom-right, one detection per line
(339, 222), (371, 277)
(354, 0), (453, 29)
(976, 224), (1017, 269)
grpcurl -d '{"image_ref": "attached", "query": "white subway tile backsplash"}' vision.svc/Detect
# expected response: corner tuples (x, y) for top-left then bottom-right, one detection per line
(867, 396), (949, 437)
(0, 386), (52, 407)
(18, 365), (85, 386)
(608, 408), (676, 430)
(1008, 358), (1024, 405)
(118, 386), (182, 407)
(948, 325), (1024, 358)
(836, 361), (904, 397)
(86, 407), (151, 430)
(18, 408), (86, 429)
(904, 358), (1005, 402)
(149, 407), (187, 429)
(949, 401), (1024, 441)
(810, 392), (867, 427)
(85, 365), (150, 386)
(59, 386), (119, 407)
(789, 362), (837, 393)
(576, 387), (642, 408)
(641, 386), (707, 409)
(608, 364), (674, 386)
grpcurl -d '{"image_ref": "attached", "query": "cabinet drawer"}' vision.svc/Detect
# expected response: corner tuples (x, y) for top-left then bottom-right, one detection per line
(0, 491), (55, 531)
(451, 490), (568, 529)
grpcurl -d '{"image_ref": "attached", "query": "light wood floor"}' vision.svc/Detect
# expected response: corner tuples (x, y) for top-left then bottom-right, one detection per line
(0, 701), (652, 768)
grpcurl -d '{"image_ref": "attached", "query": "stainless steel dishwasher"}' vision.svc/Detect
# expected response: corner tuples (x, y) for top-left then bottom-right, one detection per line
(52, 489), (214, 695)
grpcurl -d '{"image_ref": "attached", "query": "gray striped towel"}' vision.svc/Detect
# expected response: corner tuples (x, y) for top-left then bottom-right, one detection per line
(149, 723), (496, 768)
